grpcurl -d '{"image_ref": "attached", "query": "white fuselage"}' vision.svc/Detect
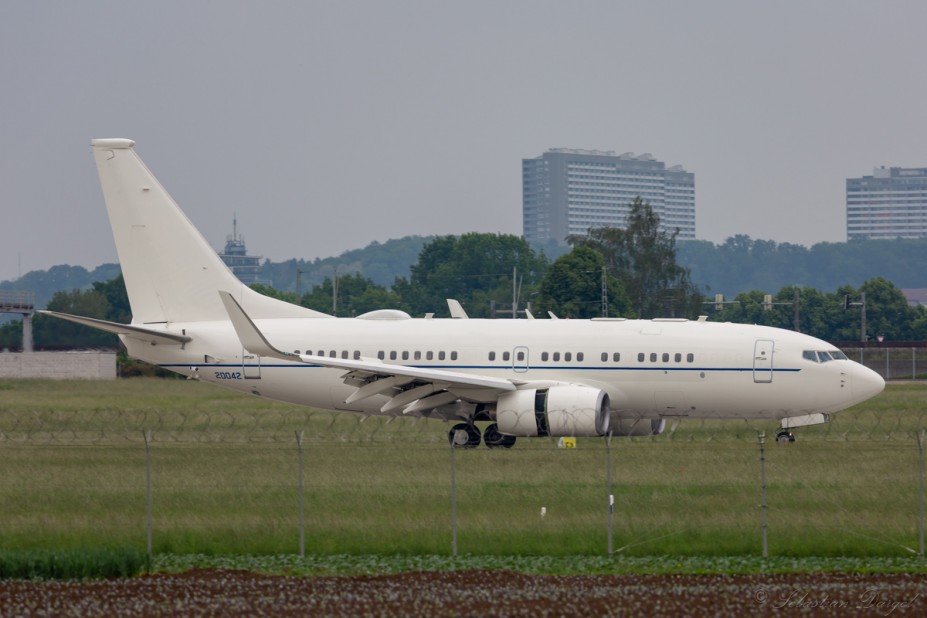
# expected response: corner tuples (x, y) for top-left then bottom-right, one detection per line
(125, 315), (884, 423)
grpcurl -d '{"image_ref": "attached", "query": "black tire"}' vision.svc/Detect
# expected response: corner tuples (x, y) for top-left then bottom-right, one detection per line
(483, 423), (516, 449)
(448, 423), (481, 448)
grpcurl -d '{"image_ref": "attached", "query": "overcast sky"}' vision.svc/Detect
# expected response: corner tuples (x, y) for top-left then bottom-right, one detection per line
(2, 1), (926, 283)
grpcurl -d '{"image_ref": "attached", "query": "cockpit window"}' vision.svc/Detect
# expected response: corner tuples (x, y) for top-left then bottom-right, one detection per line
(803, 349), (848, 363)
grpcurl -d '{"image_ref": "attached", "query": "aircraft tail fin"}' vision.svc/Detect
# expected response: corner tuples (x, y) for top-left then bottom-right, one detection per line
(91, 139), (330, 324)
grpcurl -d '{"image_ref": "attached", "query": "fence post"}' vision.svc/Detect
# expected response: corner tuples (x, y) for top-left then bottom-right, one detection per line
(758, 431), (768, 558)
(606, 431), (614, 556)
(296, 430), (305, 558)
(450, 432), (459, 557)
(919, 430), (925, 560)
(143, 429), (153, 570)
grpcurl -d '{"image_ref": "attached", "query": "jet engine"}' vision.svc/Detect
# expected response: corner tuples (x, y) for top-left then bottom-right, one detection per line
(495, 386), (610, 437)
(610, 418), (666, 437)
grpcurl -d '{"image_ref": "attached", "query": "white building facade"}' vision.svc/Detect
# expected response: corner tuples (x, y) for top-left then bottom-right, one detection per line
(847, 167), (927, 240)
(523, 149), (695, 247)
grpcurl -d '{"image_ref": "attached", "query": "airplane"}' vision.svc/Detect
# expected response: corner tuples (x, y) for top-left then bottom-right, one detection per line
(42, 138), (886, 447)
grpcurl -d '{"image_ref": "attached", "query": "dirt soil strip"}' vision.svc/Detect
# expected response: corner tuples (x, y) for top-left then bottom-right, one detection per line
(1, 570), (926, 617)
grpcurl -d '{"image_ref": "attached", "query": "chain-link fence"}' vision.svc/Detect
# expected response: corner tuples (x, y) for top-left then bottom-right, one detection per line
(842, 347), (927, 380)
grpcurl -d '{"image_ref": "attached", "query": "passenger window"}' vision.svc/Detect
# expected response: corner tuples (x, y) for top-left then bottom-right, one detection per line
(294, 350), (301, 355)
(553, 352), (561, 361)
(451, 351), (458, 360)
(503, 351), (511, 361)
(427, 351), (434, 360)
(439, 351), (446, 361)
(378, 351), (385, 360)
(414, 351), (421, 360)
(402, 351), (409, 360)
(613, 352), (620, 362)
(577, 352), (584, 362)
(341, 350), (348, 359)
(489, 351), (496, 361)
(675, 353), (682, 362)
(542, 352), (549, 361)
(662, 353), (669, 362)
(650, 353), (657, 362)
(601, 352), (608, 362)
(354, 351), (361, 360)
(565, 352), (572, 362)
(517, 351), (525, 361)
(638, 353), (645, 362)
(390, 351), (397, 360)
(329, 350), (336, 358)
(687, 353), (694, 363)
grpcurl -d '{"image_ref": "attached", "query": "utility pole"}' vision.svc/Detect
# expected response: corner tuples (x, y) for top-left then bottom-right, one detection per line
(793, 288), (801, 333)
(332, 266), (339, 315)
(845, 292), (867, 342)
(601, 267), (608, 318)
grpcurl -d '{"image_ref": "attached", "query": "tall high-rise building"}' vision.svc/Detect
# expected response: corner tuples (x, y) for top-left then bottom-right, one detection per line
(846, 167), (927, 240)
(522, 149), (695, 247)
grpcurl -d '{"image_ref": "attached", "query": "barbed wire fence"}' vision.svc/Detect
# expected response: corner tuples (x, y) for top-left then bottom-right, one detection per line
(0, 407), (925, 444)
(1, 407), (926, 560)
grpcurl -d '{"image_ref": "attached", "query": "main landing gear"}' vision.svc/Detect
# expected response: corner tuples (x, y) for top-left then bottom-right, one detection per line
(448, 422), (516, 449)
(776, 429), (796, 444)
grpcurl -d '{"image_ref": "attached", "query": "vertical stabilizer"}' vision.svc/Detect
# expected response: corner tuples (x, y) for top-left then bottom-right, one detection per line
(91, 139), (330, 323)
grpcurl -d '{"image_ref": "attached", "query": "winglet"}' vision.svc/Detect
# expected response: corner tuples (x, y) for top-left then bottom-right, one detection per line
(218, 291), (293, 362)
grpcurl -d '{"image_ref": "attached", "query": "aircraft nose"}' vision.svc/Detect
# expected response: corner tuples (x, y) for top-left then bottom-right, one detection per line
(852, 364), (885, 402)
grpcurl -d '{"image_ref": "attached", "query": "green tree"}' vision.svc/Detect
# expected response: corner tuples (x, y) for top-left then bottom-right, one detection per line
(35, 288), (117, 349)
(393, 233), (548, 317)
(570, 197), (702, 318)
(250, 283), (300, 305)
(301, 274), (401, 317)
(93, 274), (131, 324)
(536, 245), (629, 318)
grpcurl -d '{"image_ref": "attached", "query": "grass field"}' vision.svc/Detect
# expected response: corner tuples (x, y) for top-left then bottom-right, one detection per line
(1, 378), (926, 563)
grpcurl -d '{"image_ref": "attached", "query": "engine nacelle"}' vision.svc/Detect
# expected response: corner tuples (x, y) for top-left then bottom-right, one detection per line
(496, 386), (610, 437)
(610, 418), (666, 437)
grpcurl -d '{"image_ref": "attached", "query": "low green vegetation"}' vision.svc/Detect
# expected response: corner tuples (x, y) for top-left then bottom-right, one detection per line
(0, 379), (926, 574)
(0, 548), (145, 580)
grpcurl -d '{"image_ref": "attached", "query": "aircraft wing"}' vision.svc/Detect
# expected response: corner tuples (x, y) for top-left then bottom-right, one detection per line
(219, 291), (517, 414)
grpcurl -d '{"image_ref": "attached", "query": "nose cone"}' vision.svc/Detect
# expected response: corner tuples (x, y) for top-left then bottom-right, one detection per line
(853, 364), (885, 404)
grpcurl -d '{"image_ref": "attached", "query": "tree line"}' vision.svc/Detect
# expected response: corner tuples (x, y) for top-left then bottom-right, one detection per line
(2, 198), (925, 352)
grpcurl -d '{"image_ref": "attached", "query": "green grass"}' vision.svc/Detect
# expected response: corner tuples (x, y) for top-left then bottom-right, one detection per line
(1, 378), (926, 565)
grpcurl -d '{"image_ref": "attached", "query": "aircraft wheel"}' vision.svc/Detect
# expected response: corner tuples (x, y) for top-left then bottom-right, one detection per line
(776, 430), (795, 444)
(484, 423), (517, 449)
(449, 423), (481, 448)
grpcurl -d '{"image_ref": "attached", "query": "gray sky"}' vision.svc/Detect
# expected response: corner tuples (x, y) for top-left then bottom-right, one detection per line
(2, 1), (926, 283)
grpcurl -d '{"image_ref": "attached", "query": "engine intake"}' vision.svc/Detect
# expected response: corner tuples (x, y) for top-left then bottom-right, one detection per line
(496, 386), (610, 437)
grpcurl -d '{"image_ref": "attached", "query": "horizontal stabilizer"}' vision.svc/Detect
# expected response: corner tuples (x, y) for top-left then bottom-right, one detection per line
(39, 311), (192, 346)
